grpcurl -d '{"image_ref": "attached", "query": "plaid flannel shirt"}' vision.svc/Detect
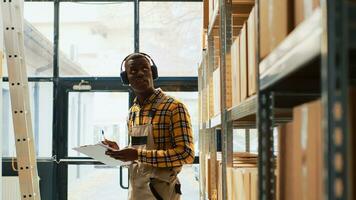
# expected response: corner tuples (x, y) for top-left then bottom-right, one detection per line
(128, 89), (195, 167)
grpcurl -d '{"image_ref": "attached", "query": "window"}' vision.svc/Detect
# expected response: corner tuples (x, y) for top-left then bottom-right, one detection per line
(233, 129), (248, 152)
(68, 165), (128, 200)
(140, 2), (203, 76)
(179, 164), (200, 199)
(2, 82), (53, 157)
(67, 92), (129, 157)
(59, 2), (134, 76)
(233, 128), (278, 154)
(2, 2), (54, 77)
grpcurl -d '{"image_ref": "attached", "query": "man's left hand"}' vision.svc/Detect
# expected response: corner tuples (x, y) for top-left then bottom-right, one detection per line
(105, 148), (138, 162)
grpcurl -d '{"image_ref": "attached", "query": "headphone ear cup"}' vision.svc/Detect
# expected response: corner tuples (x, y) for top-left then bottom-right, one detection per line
(151, 64), (158, 80)
(120, 71), (130, 85)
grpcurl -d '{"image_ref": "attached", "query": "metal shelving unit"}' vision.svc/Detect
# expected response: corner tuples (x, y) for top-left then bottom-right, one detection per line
(199, 0), (355, 199)
(199, 0), (256, 199)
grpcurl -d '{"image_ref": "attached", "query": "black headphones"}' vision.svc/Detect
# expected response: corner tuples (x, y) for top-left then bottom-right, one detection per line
(120, 52), (159, 85)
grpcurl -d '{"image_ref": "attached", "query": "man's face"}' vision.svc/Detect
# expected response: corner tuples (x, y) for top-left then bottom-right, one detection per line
(125, 57), (154, 92)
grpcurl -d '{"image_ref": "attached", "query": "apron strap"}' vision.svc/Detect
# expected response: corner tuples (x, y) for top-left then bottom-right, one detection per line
(149, 178), (164, 200)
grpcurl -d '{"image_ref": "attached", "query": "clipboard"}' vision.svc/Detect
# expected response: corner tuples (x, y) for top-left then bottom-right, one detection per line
(72, 143), (130, 167)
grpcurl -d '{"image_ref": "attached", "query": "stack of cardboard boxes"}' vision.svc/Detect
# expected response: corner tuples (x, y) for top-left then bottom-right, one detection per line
(278, 100), (323, 200)
(226, 168), (258, 200)
(260, 0), (320, 59)
(227, 153), (258, 200)
(278, 88), (356, 200)
(210, 153), (258, 200)
(231, 7), (257, 106)
(294, 0), (320, 26)
(230, 0), (321, 108)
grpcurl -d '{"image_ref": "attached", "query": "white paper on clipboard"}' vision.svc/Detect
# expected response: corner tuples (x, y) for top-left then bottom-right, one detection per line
(72, 143), (129, 167)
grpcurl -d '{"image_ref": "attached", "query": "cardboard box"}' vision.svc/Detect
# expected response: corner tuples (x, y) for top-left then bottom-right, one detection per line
(209, 76), (214, 118)
(231, 37), (241, 106)
(207, 157), (220, 199)
(201, 87), (207, 123)
(259, 0), (294, 58)
(209, 0), (214, 22)
(277, 122), (295, 200)
(259, 0), (270, 59)
(247, 7), (257, 96)
(203, 0), (209, 29)
(250, 170), (258, 200)
(306, 100), (323, 200)
(228, 167), (258, 200)
(217, 161), (222, 200)
(292, 103), (310, 200)
(278, 100), (323, 200)
(202, 29), (208, 50)
(227, 168), (234, 200)
(240, 23), (248, 101)
(294, 0), (320, 26)
(213, 68), (221, 116)
(206, 158), (211, 198)
(243, 171), (251, 200)
(214, 36), (221, 71)
(236, 170), (246, 200)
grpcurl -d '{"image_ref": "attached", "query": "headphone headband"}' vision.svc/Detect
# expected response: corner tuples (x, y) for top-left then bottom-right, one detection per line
(120, 52), (156, 72)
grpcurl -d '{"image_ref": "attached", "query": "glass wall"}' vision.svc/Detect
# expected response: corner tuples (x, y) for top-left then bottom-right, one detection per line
(2, 82), (53, 157)
(2, 1), (201, 199)
(140, 2), (203, 77)
(68, 165), (128, 200)
(67, 92), (129, 157)
(59, 2), (134, 76)
(2, 2), (54, 77)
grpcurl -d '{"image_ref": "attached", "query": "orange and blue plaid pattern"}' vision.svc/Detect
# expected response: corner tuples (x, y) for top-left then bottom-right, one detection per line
(128, 89), (195, 167)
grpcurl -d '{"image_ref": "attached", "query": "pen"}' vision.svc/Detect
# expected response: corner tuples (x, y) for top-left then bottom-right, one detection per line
(101, 130), (106, 140)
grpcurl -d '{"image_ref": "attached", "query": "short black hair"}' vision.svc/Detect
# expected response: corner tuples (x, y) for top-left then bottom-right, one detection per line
(124, 53), (151, 68)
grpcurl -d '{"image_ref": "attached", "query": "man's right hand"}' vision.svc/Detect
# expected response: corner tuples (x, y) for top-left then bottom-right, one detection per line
(102, 139), (120, 150)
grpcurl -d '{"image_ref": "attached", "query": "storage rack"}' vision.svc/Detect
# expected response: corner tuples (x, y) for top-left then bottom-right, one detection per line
(198, 0), (356, 199)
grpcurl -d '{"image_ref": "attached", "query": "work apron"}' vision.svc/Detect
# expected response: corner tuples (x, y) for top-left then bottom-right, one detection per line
(128, 95), (182, 200)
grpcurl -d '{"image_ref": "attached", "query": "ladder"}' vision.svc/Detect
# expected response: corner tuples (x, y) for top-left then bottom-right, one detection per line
(1, 0), (41, 199)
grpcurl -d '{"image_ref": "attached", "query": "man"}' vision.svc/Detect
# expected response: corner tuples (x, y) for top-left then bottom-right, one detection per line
(103, 52), (195, 200)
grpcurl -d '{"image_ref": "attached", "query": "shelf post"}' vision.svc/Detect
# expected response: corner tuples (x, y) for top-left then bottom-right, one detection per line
(321, 0), (350, 199)
(245, 129), (250, 153)
(257, 91), (275, 200)
(219, 0), (233, 199)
